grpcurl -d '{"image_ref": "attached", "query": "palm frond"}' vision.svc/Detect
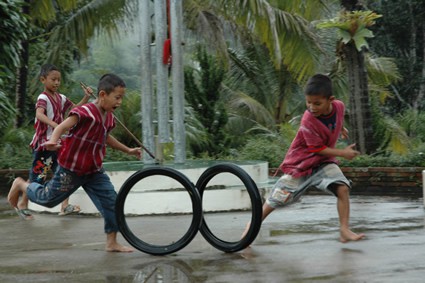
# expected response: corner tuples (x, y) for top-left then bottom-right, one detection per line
(46, 0), (137, 63)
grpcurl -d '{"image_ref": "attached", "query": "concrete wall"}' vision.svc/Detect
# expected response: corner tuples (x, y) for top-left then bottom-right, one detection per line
(1, 166), (424, 198)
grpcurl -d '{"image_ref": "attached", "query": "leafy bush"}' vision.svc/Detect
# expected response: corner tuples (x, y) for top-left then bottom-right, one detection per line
(0, 126), (33, 169)
(339, 150), (425, 167)
(237, 137), (288, 168)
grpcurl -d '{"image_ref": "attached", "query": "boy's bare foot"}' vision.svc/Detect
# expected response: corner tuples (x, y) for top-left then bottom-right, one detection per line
(7, 177), (26, 208)
(106, 232), (134, 252)
(340, 229), (365, 243)
(106, 243), (134, 253)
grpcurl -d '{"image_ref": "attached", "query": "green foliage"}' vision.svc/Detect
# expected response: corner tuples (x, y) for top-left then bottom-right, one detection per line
(368, 0), (425, 114)
(0, 0), (28, 89)
(235, 122), (297, 168)
(317, 10), (382, 51)
(0, 90), (16, 136)
(184, 46), (229, 158)
(0, 126), (33, 169)
(339, 149), (425, 168)
(237, 137), (288, 168)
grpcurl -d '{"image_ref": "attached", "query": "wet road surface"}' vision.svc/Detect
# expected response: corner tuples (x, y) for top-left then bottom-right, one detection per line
(0, 195), (424, 282)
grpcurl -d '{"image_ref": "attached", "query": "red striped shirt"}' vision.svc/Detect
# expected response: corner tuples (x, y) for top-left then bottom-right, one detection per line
(29, 92), (73, 150)
(58, 103), (116, 175)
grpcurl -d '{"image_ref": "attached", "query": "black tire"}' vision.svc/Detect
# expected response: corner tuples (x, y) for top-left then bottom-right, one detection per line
(116, 167), (203, 255)
(196, 163), (263, 252)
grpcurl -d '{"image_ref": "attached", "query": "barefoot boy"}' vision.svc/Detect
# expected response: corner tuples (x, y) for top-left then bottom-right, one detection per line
(23, 64), (90, 219)
(8, 73), (141, 252)
(243, 74), (365, 243)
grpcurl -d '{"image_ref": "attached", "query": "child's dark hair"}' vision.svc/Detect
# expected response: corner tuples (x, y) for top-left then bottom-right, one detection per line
(304, 74), (333, 98)
(39, 64), (59, 78)
(98, 73), (126, 95)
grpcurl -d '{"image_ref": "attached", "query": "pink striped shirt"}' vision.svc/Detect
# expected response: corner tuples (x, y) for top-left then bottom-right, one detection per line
(58, 103), (116, 175)
(29, 92), (73, 150)
(279, 100), (345, 177)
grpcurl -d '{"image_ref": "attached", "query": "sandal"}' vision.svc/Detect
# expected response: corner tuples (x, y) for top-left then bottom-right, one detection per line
(59, 204), (81, 216)
(15, 208), (34, 220)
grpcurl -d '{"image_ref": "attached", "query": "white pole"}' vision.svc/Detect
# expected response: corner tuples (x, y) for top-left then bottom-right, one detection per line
(140, 0), (155, 164)
(154, 0), (170, 143)
(170, 0), (186, 164)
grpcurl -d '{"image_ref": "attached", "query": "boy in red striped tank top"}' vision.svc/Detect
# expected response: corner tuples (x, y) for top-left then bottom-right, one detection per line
(8, 73), (141, 252)
(16, 64), (91, 220)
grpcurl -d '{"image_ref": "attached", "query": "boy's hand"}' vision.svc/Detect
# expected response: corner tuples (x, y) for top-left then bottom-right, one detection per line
(342, 144), (360, 160)
(81, 84), (93, 98)
(127, 148), (142, 160)
(44, 140), (62, 151)
(84, 87), (93, 98)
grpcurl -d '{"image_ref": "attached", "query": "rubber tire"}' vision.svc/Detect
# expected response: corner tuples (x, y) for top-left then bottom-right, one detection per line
(116, 167), (203, 255)
(196, 163), (263, 252)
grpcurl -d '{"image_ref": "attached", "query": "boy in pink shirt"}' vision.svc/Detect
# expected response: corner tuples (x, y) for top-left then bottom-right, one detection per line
(8, 73), (141, 252)
(244, 74), (365, 243)
(17, 64), (90, 220)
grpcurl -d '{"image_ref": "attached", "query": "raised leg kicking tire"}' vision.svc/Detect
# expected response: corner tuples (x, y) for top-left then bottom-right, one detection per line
(116, 167), (203, 255)
(196, 163), (263, 253)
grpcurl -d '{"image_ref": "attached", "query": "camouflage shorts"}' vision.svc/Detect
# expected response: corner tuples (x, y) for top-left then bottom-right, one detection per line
(266, 163), (351, 208)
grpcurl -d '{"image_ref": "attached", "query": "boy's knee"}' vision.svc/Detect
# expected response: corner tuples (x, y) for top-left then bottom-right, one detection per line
(334, 185), (350, 197)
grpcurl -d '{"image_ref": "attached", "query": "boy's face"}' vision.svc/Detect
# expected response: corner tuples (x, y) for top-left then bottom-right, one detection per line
(40, 70), (61, 94)
(99, 86), (126, 113)
(305, 94), (334, 117)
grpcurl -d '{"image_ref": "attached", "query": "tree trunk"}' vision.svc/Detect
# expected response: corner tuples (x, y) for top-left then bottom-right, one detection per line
(413, 20), (425, 113)
(343, 43), (376, 154)
(341, 0), (378, 154)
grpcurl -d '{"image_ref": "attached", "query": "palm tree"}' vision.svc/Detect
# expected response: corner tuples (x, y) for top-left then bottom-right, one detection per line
(14, 0), (137, 127)
(184, 0), (327, 83)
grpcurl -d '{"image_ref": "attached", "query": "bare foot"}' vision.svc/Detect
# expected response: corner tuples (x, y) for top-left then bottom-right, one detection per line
(7, 177), (27, 208)
(106, 243), (134, 253)
(340, 229), (365, 243)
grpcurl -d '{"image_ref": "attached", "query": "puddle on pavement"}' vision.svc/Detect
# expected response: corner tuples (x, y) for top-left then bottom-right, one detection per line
(132, 260), (207, 283)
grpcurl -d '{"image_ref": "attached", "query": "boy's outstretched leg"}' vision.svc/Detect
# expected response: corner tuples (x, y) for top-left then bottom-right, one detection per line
(8, 177), (34, 220)
(335, 185), (365, 243)
(241, 202), (275, 239)
(106, 232), (134, 252)
(7, 177), (28, 208)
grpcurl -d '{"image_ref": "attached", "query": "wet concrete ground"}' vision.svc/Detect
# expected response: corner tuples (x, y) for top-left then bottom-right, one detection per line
(0, 195), (424, 283)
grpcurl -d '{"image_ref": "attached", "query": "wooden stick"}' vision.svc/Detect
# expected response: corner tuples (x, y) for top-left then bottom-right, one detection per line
(80, 82), (156, 160)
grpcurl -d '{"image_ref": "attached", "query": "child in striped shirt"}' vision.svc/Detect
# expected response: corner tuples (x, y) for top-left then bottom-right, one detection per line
(16, 64), (90, 220)
(8, 73), (141, 252)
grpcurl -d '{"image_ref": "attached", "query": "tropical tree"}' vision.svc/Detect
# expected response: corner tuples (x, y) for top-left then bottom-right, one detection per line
(13, 0), (137, 127)
(368, 0), (425, 115)
(184, 0), (327, 82)
(184, 46), (228, 157)
(0, 0), (28, 138)
(317, 1), (384, 154)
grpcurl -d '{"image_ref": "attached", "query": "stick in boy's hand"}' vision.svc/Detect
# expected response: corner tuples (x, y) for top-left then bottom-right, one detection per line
(80, 82), (95, 99)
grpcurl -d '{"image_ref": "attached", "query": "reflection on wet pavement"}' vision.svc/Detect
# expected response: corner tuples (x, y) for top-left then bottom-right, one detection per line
(0, 195), (424, 282)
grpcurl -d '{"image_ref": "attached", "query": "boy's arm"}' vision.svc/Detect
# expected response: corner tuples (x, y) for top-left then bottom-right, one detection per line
(106, 135), (142, 159)
(44, 115), (79, 151)
(317, 144), (360, 160)
(35, 107), (58, 128)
